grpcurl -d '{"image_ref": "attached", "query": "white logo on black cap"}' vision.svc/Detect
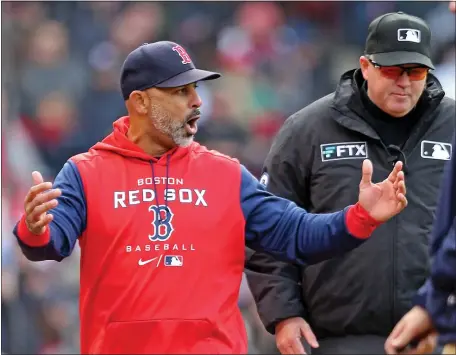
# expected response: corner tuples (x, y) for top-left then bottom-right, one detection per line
(397, 29), (421, 43)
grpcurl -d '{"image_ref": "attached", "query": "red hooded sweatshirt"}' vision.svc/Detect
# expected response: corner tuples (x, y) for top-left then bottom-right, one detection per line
(14, 116), (378, 353)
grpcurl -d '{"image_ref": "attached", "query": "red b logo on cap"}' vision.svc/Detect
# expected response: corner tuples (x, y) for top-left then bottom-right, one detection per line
(172, 45), (192, 64)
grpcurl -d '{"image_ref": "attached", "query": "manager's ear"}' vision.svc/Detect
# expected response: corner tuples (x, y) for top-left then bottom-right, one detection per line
(128, 90), (149, 115)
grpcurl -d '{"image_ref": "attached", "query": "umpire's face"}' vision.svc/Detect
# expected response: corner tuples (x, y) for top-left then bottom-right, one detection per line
(360, 56), (428, 118)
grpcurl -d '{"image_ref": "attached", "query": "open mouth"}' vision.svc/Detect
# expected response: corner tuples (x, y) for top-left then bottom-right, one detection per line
(185, 116), (200, 135)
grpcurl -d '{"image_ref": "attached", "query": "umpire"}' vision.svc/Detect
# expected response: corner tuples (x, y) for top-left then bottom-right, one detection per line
(245, 12), (456, 354)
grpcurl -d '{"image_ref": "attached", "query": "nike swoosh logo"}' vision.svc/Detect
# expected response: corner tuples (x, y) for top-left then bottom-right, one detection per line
(138, 257), (158, 266)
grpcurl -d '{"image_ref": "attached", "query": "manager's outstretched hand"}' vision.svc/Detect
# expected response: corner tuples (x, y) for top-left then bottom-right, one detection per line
(24, 171), (62, 235)
(358, 159), (407, 222)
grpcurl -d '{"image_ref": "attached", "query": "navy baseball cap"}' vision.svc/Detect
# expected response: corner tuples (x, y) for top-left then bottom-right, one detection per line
(120, 41), (221, 100)
(364, 12), (434, 69)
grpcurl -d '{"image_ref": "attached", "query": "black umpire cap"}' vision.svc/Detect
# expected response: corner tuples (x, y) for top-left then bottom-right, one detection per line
(364, 12), (434, 69)
(120, 41), (221, 100)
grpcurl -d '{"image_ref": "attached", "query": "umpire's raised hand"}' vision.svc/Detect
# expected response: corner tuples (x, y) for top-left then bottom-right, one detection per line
(357, 159), (407, 222)
(24, 171), (62, 235)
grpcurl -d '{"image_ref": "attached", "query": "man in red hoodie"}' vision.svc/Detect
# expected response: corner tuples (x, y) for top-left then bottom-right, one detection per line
(14, 41), (407, 354)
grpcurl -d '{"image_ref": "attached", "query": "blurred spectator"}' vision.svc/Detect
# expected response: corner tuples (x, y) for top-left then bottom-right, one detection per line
(19, 20), (89, 117)
(433, 39), (456, 100)
(21, 91), (87, 177)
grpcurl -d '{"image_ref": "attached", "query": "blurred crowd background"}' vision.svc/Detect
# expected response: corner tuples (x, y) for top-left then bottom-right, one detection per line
(1, 2), (455, 354)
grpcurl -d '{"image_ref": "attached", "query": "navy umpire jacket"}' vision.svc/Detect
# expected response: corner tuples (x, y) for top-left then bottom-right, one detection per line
(416, 133), (456, 344)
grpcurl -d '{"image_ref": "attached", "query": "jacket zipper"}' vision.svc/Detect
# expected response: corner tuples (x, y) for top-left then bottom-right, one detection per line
(391, 216), (398, 327)
(377, 138), (399, 328)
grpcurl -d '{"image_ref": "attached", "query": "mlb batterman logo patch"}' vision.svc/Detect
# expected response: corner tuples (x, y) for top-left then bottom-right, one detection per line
(397, 28), (421, 43)
(320, 142), (368, 162)
(259, 172), (269, 187)
(164, 255), (183, 267)
(421, 140), (452, 160)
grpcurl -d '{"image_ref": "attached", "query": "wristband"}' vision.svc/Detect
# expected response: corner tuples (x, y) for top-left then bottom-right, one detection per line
(346, 202), (382, 239)
(17, 214), (51, 246)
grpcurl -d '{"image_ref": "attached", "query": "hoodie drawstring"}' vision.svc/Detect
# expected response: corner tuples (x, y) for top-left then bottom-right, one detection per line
(149, 154), (170, 223)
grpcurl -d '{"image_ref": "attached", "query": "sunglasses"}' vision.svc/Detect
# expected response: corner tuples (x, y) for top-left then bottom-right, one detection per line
(368, 58), (429, 81)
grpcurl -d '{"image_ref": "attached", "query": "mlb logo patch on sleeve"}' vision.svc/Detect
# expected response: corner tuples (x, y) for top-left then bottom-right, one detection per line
(320, 142), (368, 162)
(421, 140), (452, 160)
(259, 172), (269, 187)
(164, 255), (183, 267)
